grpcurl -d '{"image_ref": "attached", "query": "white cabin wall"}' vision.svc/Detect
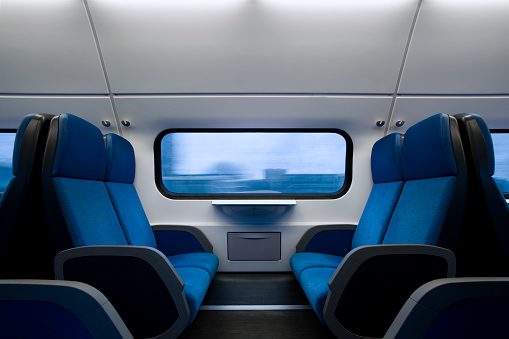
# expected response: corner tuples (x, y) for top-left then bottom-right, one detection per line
(390, 97), (509, 134)
(116, 95), (390, 271)
(0, 96), (118, 133)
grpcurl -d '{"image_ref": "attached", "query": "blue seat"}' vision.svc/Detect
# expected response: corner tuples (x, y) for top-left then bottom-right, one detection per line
(103, 133), (218, 282)
(0, 113), (55, 279)
(294, 114), (466, 339)
(42, 114), (216, 338)
(290, 132), (404, 283)
(384, 278), (509, 339)
(453, 113), (509, 276)
(0, 280), (133, 339)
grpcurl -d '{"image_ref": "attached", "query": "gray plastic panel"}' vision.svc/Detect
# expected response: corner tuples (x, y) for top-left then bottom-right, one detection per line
(400, 0), (509, 94)
(0, 0), (108, 94)
(0, 96), (118, 133)
(228, 232), (281, 261)
(89, 0), (419, 94)
(389, 96), (509, 133)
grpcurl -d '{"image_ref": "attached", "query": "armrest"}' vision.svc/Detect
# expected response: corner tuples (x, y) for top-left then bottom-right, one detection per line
(54, 245), (189, 339)
(296, 224), (357, 256)
(152, 225), (213, 255)
(323, 244), (456, 339)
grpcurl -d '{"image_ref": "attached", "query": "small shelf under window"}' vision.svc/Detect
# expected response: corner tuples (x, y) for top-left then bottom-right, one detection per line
(212, 200), (296, 206)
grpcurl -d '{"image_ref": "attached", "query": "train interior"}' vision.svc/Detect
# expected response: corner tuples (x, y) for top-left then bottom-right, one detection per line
(1, 0), (509, 338)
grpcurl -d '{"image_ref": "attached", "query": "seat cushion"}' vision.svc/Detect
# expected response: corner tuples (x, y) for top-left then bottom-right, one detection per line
(299, 267), (337, 324)
(290, 252), (343, 283)
(169, 253), (219, 282)
(175, 267), (211, 325)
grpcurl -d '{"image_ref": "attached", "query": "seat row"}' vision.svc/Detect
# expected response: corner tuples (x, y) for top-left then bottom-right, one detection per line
(290, 113), (509, 338)
(0, 113), (219, 338)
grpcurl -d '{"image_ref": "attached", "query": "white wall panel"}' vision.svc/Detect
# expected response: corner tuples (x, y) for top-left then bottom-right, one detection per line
(89, 0), (418, 94)
(389, 96), (509, 134)
(400, 0), (509, 94)
(0, 0), (108, 94)
(0, 96), (118, 133)
(115, 95), (391, 271)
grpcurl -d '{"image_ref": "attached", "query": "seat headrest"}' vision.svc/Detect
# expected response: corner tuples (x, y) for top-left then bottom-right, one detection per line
(371, 133), (404, 183)
(403, 113), (458, 180)
(469, 114), (495, 176)
(104, 133), (135, 184)
(51, 114), (106, 180)
(12, 114), (36, 176)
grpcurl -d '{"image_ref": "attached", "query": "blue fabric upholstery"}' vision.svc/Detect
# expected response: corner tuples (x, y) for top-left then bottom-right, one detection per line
(154, 230), (207, 256)
(103, 132), (217, 327)
(290, 133), (404, 281)
(301, 230), (355, 257)
(11, 114), (34, 176)
(371, 133), (404, 184)
(299, 267), (337, 324)
(351, 181), (404, 249)
(383, 177), (457, 245)
(52, 114), (106, 180)
(175, 267), (211, 325)
(290, 252), (344, 283)
(403, 114), (457, 181)
(53, 178), (128, 247)
(104, 134), (136, 184)
(0, 301), (93, 339)
(105, 182), (158, 248)
(294, 114), (466, 332)
(168, 253), (219, 282)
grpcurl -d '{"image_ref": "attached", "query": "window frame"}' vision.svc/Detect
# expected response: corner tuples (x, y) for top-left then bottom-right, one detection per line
(154, 128), (353, 200)
(490, 129), (509, 199)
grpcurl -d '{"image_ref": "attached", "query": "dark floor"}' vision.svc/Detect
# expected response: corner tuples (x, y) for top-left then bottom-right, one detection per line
(179, 272), (336, 339)
(202, 272), (310, 305)
(179, 310), (336, 339)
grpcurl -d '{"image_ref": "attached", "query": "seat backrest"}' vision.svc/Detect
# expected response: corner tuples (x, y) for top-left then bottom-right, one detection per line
(382, 113), (467, 251)
(103, 133), (157, 248)
(385, 278), (509, 339)
(42, 114), (128, 252)
(350, 133), (405, 249)
(0, 113), (55, 279)
(453, 113), (509, 276)
(0, 279), (133, 339)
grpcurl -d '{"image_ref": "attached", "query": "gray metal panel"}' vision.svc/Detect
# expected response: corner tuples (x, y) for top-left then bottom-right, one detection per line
(399, 0), (509, 94)
(0, 96), (118, 133)
(389, 96), (509, 133)
(89, 0), (419, 94)
(228, 232), (281, 261)
(0, 0), (108, 94)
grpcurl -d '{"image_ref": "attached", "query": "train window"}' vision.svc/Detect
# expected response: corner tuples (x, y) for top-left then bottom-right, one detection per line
(492, 132), (509, 196)
(155, 130), (352, 199)
(0, 132), (16, 194)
